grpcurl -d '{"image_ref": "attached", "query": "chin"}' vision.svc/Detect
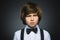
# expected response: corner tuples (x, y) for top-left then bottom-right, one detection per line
(30, 25), (36, 27)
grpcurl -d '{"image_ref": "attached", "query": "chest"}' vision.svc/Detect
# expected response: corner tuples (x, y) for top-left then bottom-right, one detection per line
(24, 31), (41, 40)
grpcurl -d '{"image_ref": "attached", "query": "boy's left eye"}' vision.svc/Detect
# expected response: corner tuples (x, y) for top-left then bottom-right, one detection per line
(26, 15), (31, 17)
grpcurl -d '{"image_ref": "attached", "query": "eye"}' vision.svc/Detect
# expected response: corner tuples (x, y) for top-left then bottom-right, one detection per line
(26, 15), (31, 17)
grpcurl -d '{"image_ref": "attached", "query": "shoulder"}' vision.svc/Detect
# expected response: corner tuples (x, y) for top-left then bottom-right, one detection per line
(43, 30), (50, 35)
(14, 29), (21, 36)
(14, 28), (25, 35)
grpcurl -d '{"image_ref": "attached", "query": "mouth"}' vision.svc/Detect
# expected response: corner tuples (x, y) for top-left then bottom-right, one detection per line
(30, 22), (35, 25)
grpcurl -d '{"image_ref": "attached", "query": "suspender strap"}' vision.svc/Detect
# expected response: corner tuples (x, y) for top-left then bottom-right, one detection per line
(21, 28), (44, 40)
(40, 29), (44, 40)
(21, 28), (24, 40)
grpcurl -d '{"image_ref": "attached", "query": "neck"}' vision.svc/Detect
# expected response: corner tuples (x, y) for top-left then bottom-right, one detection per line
(27, 25), (36, 29)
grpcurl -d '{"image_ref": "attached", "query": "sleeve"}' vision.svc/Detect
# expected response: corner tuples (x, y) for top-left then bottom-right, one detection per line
(13, 30), (21, 40)
(44, 30), (51, 40)
(13, 32), (18, 40)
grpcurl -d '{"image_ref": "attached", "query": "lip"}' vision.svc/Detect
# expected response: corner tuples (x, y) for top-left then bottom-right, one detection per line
(30, 22), (35, 25)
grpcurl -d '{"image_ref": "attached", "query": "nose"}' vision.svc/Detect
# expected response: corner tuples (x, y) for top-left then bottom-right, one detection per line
(31, 16), (34, 21)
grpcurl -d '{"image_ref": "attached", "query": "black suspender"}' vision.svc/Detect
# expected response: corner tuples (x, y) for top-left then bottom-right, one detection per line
(40, 29), (44, 40)
(21, 28), (24, 40)
(21, 28), (44, 40)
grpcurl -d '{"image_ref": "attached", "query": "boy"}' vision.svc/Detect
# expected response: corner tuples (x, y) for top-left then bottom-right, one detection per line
(13, 2), (51, 40)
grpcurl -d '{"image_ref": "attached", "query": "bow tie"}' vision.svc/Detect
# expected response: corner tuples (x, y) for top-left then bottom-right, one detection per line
(26, 28), (37, 34)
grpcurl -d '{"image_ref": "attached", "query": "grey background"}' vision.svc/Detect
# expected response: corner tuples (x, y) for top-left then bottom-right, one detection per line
(1, 0), (60, 40)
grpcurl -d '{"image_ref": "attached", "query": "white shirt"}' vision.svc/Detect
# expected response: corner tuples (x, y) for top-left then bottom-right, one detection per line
(13, 25), (51, 40)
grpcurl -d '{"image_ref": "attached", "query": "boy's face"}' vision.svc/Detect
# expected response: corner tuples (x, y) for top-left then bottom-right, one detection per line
(25, 13), (39, 28)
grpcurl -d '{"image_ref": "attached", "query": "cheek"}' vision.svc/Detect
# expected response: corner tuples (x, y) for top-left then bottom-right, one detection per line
(34, 17), (39, 22)
(25, 18), (30, 23)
